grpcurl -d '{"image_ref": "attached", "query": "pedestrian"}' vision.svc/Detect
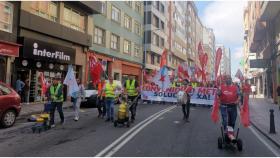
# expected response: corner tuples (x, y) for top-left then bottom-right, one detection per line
(72, 78), (85, 121)
(251, 84), (256, 98)
(181, 79), (192, 122)
(48, 75), (64, 128)
(277, 85), (280, 110)
(124, 76), (140, 122)
(97, 78), (106, 118)
(23, 78), (29, 103)
(16, 76), (25, 102)
(101, 76), (117, 122)
(217, 75), (240, 132)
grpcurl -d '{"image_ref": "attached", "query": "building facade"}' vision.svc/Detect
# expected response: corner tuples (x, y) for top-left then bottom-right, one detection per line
(216, 44), (231, 76)
(15, 1), (101, 102)
(0, 1), (21, 84)
(203, 27), (215, 81)
(244, 1), (280, 101)
(90, 1), (144, 84)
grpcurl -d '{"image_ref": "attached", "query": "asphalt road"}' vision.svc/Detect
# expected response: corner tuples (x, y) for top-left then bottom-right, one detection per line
(0, 103), (279, 157)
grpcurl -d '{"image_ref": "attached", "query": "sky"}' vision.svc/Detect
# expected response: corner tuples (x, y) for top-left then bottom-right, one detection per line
(195, 1), (247, 77)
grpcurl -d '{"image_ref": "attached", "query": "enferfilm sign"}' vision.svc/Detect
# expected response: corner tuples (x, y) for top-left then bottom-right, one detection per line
(23, 38), (75, 64)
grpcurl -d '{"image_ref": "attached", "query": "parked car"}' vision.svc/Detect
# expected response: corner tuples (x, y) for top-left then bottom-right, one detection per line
(0, 82), (21, 128)
(80, 80), (123, 108)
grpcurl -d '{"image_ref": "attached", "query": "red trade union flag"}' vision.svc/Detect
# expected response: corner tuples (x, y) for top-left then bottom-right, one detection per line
(89, 54), (103, 86)
(178, 64), (189, 80)
(211, 95), (220, 123)
(240, 83), (251, 127)
(39, 72), (47, 96)
(160, 49), (168, 68)
(215, 48), (222, 81)
(235, 69), (244, 81)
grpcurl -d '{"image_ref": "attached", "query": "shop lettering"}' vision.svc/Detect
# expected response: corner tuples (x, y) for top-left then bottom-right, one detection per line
(154, 92), (176, 98)
(32, 43), (70, 61)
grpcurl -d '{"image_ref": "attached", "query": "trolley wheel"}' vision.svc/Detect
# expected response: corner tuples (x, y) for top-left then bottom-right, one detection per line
(114, 121), (118, 127)
(126, 122), (130, 128)
(218, 137), (223, 149)
(237, 139), (243, 151)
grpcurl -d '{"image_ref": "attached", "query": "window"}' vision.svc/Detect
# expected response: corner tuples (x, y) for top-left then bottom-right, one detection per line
(123, 40), (131, 54)
(160, 38), (164, 48)
(114, 72), (120, 80)
(63, 6), (85, 32)
(0, 83), (11, 95)
(152, 15), (159, 28)
(111, 34), (119, 50)
(160, 3), (164, 13)
(94, 27), (105, 45)
(124, 14), (132, 30)
(151, 54), (155, 64)
(134, 44), (140, 57)
(126, 1), (132, 7)
(30, 1), (57, 22)
(153, 33), (159, 47)
(112, 5), (120, 22)
(101, 2), (107, 15)
(134, 21), (141, 36)
(0, 2), (13, 33)
(157, 56), (160, 64)
(160, 21), (164, 31)
(135, 2), (141, 13)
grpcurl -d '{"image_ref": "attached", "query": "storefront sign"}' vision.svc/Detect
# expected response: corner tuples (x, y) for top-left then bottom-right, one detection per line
(141, 85), (217, 105)
(23, 38), (75, 64)
(0, 41), (20, 57)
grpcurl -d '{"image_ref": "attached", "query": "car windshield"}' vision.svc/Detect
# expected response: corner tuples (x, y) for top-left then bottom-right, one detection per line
(0, 83), (12, 95)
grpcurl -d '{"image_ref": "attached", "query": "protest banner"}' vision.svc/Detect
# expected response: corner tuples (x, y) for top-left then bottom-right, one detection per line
(189, 87), (217, 105)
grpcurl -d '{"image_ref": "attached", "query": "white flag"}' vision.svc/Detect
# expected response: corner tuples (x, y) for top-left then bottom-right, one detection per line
(63, 65), (79, 97)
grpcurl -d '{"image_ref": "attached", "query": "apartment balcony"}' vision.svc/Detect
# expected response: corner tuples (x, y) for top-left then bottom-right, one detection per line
(260, 1), (280, 21)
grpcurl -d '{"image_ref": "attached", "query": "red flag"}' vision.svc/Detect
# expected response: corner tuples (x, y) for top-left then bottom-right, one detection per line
(215, 48), (222, 82)
(89, 54), (103, 86)
(211, 95), (220, 123)
(160, 49), (168, 68)
(240, 83), (251, 127)
(198, 42), (205, 67)
(178, 64), (189, 80)
(39, 72), (47, 96)
(235, 69), (244, 81)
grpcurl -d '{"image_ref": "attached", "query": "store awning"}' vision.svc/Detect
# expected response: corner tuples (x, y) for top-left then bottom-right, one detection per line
(0, 40), (21, 57)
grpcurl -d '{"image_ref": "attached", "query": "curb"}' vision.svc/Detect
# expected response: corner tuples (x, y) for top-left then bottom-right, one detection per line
(17, 105), (73, 120)
(250, 120), (280, 149)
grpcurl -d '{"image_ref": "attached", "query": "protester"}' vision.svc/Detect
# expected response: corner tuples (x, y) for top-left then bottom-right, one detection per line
(48, 75), (64, 128)
(97, 79), (106, 118)
(181, 79), (193, 122)
(217, 75), (240, 131)
(251, 84), (256, 98)
(124, 76), (140, 122)
(72, 78), (85, 121)
(101, 76), (117, 122)
(23, 78), (29, 103)
(16, 76), (25, 102)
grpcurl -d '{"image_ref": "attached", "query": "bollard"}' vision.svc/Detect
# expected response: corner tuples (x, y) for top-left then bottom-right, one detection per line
(269, 109), (276, 134)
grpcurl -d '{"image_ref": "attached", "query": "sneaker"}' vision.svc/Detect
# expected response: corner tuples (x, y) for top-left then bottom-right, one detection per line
(50, 124), (55, 128)
(74, 117), (79, 121)
(60, 120), (65, 125)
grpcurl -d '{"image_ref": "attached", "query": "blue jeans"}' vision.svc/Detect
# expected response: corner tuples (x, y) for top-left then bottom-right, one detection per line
(105, 98), (114, 120)
(220, 104), (237, 130)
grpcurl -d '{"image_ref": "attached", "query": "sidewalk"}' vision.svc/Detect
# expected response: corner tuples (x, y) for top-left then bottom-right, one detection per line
(249, 98), (280, 148)
(18, 101), (73, 119)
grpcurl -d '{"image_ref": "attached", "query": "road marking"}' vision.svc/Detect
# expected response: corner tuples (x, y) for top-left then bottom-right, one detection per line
(104, 106), (176, 157)
(249, 126), (280, 156)
(174, 121), (180, 124)
(158, 117), (164, 120)
(95, 106), (176, 157)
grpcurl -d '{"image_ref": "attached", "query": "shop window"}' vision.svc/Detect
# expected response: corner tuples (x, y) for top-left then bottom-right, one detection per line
(123, 40), (131, 54)
(124, 14), (132, 30)
(0, 2), (13, 33)
(63, 6), (85, 33)
(157, 55), (160, 64)
(111, 33), (120, 50)
(111, 5), (120, 23)
(30, 1), (57, 22)
(94, 26), (105, 45)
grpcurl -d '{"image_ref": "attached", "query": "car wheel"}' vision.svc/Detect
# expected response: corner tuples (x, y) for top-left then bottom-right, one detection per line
(1, 110), (17, 128)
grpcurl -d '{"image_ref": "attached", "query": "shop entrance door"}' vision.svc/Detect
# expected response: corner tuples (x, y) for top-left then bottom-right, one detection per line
(16, 68), (31, 103)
